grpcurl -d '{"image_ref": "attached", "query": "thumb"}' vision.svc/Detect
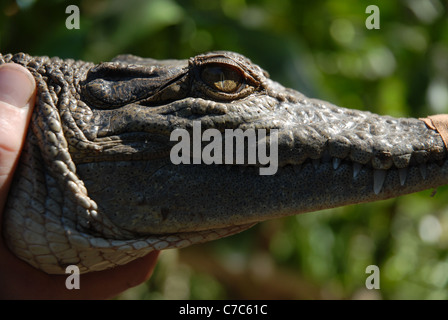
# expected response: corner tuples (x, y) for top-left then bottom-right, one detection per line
(0, 63), (36, 210)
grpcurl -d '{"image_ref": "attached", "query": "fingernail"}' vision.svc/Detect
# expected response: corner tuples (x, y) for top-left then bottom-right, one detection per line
(0, 64), (36, 108)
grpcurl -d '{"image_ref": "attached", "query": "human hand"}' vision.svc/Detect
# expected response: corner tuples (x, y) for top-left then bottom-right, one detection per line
(0, 63), (159, 299)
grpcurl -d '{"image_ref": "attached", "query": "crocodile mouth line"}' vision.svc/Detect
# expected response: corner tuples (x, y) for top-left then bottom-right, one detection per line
(75, 140), (445, 196)
(280, 157), (442, 195)
(245, 155), (444, 196)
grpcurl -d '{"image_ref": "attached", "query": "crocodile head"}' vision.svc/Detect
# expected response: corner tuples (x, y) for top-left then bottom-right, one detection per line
(74, 51), (447, 233)
(3, 51), (448, 273)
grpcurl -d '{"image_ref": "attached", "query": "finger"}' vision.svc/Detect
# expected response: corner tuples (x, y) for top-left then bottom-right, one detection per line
(0, 64), (36, 210)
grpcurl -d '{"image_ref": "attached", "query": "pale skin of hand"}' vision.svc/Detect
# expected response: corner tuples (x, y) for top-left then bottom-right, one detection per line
(0, 63), (159, 299)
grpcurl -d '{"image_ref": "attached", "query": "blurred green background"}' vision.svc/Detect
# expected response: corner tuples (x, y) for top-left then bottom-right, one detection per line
(2, 0), (448, 300)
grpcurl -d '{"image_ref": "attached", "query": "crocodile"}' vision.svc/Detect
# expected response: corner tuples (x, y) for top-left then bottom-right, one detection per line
(1, 51), (448, 275)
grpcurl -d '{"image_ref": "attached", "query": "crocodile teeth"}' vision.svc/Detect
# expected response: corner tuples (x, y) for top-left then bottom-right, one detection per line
(419, 164), (427, 180)
(312, 159), (320, 169)
(373, 170), (386, 195)
(353, 163), (362, 178)
(398, 168), (407, 186)
(333, 158), (341, 170)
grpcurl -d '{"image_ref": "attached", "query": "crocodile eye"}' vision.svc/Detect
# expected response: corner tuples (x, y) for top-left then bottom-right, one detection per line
(201, 64), (243, 93)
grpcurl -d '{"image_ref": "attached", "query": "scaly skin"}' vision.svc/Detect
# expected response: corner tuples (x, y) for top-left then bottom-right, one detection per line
(1, 51), (447, 274)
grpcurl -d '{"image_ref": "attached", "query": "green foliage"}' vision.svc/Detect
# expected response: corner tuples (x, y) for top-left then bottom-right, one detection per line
(2, 0), (448, 299)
